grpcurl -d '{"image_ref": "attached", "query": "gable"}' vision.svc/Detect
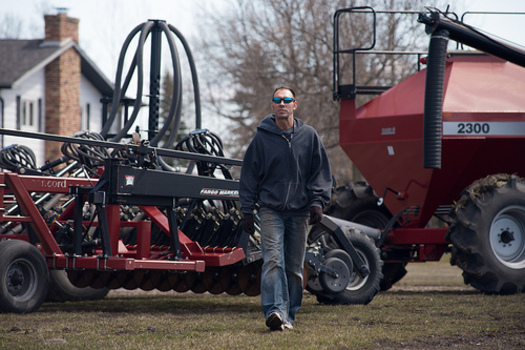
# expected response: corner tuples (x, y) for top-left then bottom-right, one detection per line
(0, 40), (58, 88)
(0, 39), (113, 96)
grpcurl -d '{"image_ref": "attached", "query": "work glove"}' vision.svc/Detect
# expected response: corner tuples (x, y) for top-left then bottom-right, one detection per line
(242, 213), (255, 234)
(308, 206), (323, 225)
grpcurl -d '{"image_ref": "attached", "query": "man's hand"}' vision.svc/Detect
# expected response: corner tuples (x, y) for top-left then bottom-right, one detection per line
(242, 213), (255, 234)
(308, 206), (323, 225)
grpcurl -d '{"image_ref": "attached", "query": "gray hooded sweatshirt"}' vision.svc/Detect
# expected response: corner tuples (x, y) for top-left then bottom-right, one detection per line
(239, 114), (332, 215)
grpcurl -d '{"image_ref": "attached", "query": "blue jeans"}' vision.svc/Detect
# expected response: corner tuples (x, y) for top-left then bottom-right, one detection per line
(259, 208), (309, 324)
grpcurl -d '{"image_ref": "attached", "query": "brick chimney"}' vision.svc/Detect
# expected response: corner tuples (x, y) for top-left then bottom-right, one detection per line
(44, 12), (79, 44)
(43, 12), (81, 161)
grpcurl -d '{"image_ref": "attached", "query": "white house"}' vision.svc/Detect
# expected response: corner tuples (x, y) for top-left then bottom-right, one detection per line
(0, 12), (114, 168)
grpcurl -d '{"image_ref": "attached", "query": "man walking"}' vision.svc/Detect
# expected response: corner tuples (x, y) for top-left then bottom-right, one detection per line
(239, 86), (332, 331)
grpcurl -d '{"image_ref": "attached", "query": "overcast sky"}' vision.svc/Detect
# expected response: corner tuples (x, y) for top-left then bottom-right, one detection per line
(2, 0), (525, 80)
(0, 0), (230, 79)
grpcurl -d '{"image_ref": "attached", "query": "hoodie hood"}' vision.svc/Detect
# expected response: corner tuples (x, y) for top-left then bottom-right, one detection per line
(258, 114), (305, 135)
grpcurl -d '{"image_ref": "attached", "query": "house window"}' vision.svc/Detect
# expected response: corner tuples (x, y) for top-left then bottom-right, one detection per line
(20, 100), (38, 131)
(80, 103), (90, 130)
(38, 99), (42, 132)
(16, 96), (20, 130)
(28, 102), (34, 126)
(22, 102), (26, 126)
(86, 103), (90, 129)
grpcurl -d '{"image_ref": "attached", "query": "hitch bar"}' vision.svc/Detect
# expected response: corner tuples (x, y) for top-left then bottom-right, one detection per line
(316, 216), (370, 278)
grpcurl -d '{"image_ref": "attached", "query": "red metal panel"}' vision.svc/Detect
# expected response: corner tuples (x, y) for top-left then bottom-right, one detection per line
(139, 205), (205, 255)
(190, 247), (246, 267)
(105, 204), (121, 256)
(0, 171), (245, 270)
(139, 205), (246, 266)
(135, 220), (151, 260)
(0, 234), (29, 242)
(339, 56), (525, 229)
(4, 173), (62, 254)
(14, 176), (97, 193)
(48, 255), (205, 272)
(443, 59), (525, 112)
(385, 228), (449, 245)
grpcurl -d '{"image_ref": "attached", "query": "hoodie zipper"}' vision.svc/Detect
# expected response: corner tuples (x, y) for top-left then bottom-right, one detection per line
(280, 132), (294, 210)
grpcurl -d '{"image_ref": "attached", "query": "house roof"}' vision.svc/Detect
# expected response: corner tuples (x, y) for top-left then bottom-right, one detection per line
(0, 38), (114, 96)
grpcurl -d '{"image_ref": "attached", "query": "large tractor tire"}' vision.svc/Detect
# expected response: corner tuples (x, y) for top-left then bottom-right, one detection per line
(46, 269), (109, 302)
(0, 240), (49, 313)
(308, 226), (383, 305)
(327, 182), (407, 291)
(447, 174), (525, 294)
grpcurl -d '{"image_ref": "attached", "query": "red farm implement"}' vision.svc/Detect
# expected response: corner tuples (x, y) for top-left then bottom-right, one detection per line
(0, 130), (377, 313)
(3, 7), (524, 314)
(312, 7), (525, 303)
(0, 16), (382, 314)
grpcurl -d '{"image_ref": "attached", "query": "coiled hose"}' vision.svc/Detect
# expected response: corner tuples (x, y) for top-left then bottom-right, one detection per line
(100, 20), (201, 151)
(0, 144), (38, 172)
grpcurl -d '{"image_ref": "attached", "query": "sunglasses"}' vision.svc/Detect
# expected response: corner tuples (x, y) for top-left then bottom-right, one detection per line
(272, 97), (295, 104)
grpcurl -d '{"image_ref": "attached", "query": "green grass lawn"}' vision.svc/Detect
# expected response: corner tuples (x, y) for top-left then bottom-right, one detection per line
(1, 257), (523, 350)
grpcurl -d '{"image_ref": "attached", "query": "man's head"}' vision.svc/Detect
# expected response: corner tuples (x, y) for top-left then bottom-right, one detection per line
(271, 86), (297, 128)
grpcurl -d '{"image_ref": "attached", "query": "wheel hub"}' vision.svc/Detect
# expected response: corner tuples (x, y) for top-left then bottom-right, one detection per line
(499, 229), (515, 244)
(7, 263), (27, 295)
(490, 206), (525, 268)
(319, 257), (350, 294)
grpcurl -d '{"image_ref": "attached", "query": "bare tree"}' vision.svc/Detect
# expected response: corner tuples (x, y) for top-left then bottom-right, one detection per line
(196, 0), (448, 184)
(0, 1), (52, 39)
(0, 14), (25, 39)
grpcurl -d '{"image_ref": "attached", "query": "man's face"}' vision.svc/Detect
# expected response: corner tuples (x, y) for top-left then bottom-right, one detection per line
(271, 89), (297, 121)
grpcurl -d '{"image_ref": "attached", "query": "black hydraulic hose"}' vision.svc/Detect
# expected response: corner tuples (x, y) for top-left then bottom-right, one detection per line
(0, 128), (243, 166)
(168, 24), (202, 130)
(100, 23), (144, 138)
(149, 21), (182, 147)
(61, 131), (110, 165)
(0, 144), (37, 171)
(110, 21), (154, 142)
(158, 24), (201, 158)
(423, 29), (449, 169)
(419, 12), (525, 68)
(120, 51), (138, 101)
(100, 20), (203, 160)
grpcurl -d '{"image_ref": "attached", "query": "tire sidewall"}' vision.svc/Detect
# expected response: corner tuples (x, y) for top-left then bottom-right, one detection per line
(469, 183), (525, 279)
(0, 240), (49, 313)
(334, 230), (383, 304)
(46, 269), (109, 302)
(449, 174), (525, 294)
(328, 184), (405, 291)
(313, 228), (383, 305)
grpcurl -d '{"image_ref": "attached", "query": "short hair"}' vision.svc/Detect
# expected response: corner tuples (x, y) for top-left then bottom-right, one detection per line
(273, 86), (296, 99)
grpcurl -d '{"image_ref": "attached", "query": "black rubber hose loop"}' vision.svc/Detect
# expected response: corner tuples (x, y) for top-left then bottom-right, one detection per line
(109, 21), (153, 142)
(100, 23), (145, 138)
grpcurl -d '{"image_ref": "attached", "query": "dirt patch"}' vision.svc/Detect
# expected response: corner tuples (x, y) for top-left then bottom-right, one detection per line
(389, 285), (474, 292)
